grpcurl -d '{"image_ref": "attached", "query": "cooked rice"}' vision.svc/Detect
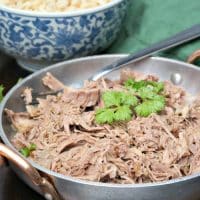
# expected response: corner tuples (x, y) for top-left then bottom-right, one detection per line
(0, 0), (112, 12)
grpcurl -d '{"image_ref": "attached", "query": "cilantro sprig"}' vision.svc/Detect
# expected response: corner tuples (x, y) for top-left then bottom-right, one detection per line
(125, 78), (165, 117)
(95, 78), (166, 124)
(0, 85), (4, 102)
(95, 91), (138, 124)
(19, 143), (36, 157)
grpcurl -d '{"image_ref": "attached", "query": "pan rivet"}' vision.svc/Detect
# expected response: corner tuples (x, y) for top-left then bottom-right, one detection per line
(170, 73), (182, 85)
(44, 193), (53, 200)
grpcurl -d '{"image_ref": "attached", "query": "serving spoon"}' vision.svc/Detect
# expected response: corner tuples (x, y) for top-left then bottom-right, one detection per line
(30, 24), (200, 101)
(88, 24), (200, 82)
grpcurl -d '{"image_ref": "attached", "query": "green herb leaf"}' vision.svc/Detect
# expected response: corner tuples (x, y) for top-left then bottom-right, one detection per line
(114, 105), (132, 121)
(124, 78), (166, 117)
(97, 78), (166, 124)
(120, 93), (138, 106)
(29, 143), (36, 151)
(102, 91), (138, 108)
(153, 95), (165, 102)
(125, 79), (147, 90)
(19, 147), (30, 157)
(96, 91), (138, 124)
(149, 81), (164, 93)
(138, 87), (156, 100)
(0, 85), (4, 102)
(102, 91), (121, 107)
(125, 79), (164, 93)
(135, 99), (165, 117)
(95, 108), (115, 124)
(19, 143), (37, 157)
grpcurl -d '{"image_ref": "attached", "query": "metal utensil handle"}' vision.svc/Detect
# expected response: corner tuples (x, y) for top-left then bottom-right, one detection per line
(187, 49), (200, 64)
(0, 143), (61, 200)
(91, 24), (200, 81)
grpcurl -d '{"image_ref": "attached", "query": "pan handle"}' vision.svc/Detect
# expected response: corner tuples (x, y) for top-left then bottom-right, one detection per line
(0, 143), (61, 200)
(0, 155), (6, 167)
(0, 139), (6, 167)
(187, 49), (200, 64)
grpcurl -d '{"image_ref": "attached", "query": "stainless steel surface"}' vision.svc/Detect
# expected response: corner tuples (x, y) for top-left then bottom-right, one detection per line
(1, 55), (200, 200)
(89, 24), (200, 82)
(170, 73), (183, 85)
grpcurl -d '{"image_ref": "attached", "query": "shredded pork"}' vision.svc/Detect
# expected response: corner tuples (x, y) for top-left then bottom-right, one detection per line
(6, 69), (200, 184)
(21, 87), (33, 104)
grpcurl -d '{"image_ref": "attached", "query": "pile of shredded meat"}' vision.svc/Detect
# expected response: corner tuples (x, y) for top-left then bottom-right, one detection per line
(5, 69), (200, 184)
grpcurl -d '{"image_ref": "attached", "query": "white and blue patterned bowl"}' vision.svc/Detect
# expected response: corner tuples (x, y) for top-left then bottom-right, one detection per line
(0, 0), (128, 71)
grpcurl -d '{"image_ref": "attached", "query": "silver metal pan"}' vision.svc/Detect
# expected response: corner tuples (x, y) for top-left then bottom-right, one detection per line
(1, 53), (200, 200)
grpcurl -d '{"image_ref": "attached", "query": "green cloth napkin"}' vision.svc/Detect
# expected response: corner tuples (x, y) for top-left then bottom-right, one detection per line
(107, 0), (200, 64)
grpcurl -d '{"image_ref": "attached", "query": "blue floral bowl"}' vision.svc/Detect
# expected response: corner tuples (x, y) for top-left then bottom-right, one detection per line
(0, 0), (128, 71)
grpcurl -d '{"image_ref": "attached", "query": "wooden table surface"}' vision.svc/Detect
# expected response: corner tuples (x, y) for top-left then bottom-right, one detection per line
(0, 53), (44, 200)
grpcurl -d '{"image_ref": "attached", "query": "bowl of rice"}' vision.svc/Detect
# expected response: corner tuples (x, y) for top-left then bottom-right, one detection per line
(0, 0), (128, 71)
